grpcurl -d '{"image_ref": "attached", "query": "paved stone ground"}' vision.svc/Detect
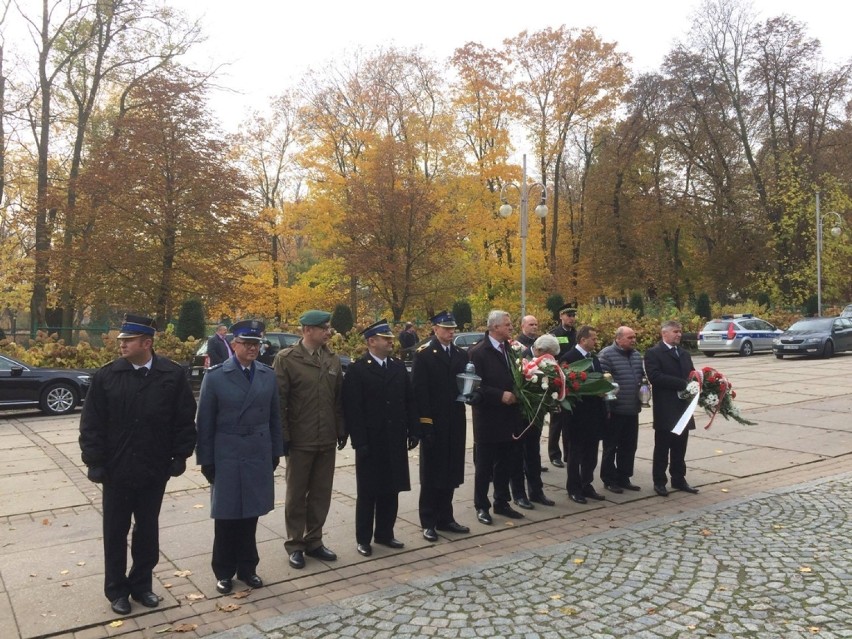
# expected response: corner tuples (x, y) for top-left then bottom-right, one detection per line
(227, 472), (852, 639)
(1, 351), (851, 638)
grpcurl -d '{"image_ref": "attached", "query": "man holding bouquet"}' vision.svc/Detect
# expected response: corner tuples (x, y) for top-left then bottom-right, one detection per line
(643, 320), (700, 496)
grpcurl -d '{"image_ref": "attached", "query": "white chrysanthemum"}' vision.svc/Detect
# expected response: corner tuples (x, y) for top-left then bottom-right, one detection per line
(531, 375), (538, 384)
(541, 381), (548, 390)
(686, 380), (700, 395)
(551, 392), (559, 400)
(704, 393), (719, 407)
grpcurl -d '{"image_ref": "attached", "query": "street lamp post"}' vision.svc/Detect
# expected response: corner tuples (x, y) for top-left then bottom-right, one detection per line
(815, 191), (843, 317)
(499, 154), (548, 317)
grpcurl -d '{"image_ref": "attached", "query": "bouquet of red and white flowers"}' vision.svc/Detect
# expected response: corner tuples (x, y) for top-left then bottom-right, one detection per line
(506, 341), (614, 438)
(680, 366), (756, 427)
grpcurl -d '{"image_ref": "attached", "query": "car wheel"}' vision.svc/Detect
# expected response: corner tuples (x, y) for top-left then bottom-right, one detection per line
(39, 382), (79, 416)
(822, 340), (834, 359)
(775, 353), (784, 359)
(739, 341), (754, 356)
(703, 351), (716, 357)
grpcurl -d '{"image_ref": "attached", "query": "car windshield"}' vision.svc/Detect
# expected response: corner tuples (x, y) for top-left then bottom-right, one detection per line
(787, 319), (833, 332)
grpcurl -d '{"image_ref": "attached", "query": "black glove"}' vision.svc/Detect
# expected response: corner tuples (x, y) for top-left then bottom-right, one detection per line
(467, 390), (483, 406)
(407, 436), (420, 451)
(356, 445), (370, 458)
(337, 436), (348, 451)
(201, 464), (215, 484)
(169, 457), (186, 477)
(281, 441), (290, 457)
(272, 456), (280, 471)
(87, 466), (106, 483)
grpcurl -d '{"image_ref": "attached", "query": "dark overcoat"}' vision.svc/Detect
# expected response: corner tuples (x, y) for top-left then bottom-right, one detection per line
(560, 347), (607, 435)
(206, 334), (231, 366)
(467, 337), (523, 443)
(79, 355), (196, 487)
(342, 354), (416, 494)
(643, 341), (696, 432)
(195, 358), (284, 519)
(411, 337), (468, 488)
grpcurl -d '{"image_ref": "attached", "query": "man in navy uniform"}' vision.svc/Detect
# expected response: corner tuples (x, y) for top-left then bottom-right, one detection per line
(79, 314), (196, 616)
(196, 320), (283, 594)
(412, 311), (470, 543)
(547, 304), (577, 467)
(343, 320), (419, 557)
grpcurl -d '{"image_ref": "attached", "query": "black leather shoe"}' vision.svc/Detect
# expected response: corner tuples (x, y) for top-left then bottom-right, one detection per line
(476, 509), (492, 525)
(604, 483), (624, 494)
(540, 466), (549, 472)
(288, 550), (305, 569)
(584, 488), (606, 501)
(422, 527), (438, 542)
(619, 481), (642, 491)
(305, 545), (337, 561)
(215, 579), (233, 594)
(493, 504), (524, 519)
(110, 596), (131, 616)
(550, 458), (565, 468)
(239, 574), (263, 589)
(654, 484), (669, 497)
(673, 482), (699, 494)
(376, 538), (404, 549)
(356, 543), (372, 557)
(131, 591), (160, 608)
(513, 497), (534, 510)
(569, 493), (588, 504)
(529, 493), (555, 506)
(436, 521), (470, 534)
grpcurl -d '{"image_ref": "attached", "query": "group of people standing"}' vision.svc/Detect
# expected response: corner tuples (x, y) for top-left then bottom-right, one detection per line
(78, 307), (702, 618)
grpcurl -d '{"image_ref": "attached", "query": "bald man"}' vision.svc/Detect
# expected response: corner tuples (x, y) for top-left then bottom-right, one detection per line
(515, 315), (539, 351)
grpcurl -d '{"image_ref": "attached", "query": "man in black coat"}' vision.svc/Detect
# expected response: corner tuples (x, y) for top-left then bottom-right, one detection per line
(468, 310), (525, 525)
(343, 320), (419, 557)
(547, 304), (577, 467)
(644, 320), (700, 496)
(412, 311), (470, 542)
(207, 324), (232, 365)
(79, 314), (196, 616)
(560, 325), (607, 504)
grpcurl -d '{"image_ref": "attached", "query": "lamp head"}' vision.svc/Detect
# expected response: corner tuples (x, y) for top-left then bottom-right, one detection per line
(499, 203), (513, 218)
(534, 203), (548, 219)
(830, 225), (842, 237)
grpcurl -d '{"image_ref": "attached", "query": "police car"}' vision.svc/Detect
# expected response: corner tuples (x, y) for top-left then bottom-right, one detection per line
(697, 314), (782, 357)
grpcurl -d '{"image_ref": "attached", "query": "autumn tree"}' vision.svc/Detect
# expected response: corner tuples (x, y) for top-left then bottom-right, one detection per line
(76, 70), (248, 324)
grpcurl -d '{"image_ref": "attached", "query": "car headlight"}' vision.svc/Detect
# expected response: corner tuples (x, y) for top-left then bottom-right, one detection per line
(77, 374), (92, 384)
(804, 337), (821, 344)
(772, 338), (780, 345)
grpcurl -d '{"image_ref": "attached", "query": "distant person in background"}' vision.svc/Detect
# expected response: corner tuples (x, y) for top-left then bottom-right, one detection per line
(79, 314), (196, 617)
(398, 322), (418, 360)
(547, 304), (578, 467)
(515, 315), (539, 352)
(207, 324), (232, 366)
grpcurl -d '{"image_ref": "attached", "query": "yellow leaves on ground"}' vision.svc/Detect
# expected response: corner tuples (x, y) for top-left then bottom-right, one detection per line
(185, 593), (206, 601)
(108, 620), (123, 628)
(217, 603), (241, 612)
(174, 569), (192, 577)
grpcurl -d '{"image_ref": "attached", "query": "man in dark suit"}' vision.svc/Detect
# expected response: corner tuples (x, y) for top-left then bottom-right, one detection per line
(79, 314), (196, 616)
(196, 320), (284, 595)
(412, 311), (470, 542)
(560, 325), (607, 504)
(468, 310), (524, 524)
(343, 320), (419, 557)
(207, 324), (232, 365)
(643, 320), (700, 497)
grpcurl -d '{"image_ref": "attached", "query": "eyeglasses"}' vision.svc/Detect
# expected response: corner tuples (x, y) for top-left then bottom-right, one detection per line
(233, 340), (261, 348)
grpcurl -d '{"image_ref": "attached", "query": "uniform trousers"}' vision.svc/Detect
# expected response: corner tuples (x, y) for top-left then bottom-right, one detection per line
(652, 429), (690, 485)
(473, 441), (514, 511)
(284, 446), (336, 554)
(418, 482), (456, 529)
(102, 480), (167, 601)
(564, 422), (600, 495)
(212, 518), (259, 580)
(600, 413), (639, 485)
(510, 429), (544, 499)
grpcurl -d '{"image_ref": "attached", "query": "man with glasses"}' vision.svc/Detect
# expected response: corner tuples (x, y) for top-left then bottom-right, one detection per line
(274, 310), (346, 569)
(79, 314), (196, 616)
(196, 320), (283, 595)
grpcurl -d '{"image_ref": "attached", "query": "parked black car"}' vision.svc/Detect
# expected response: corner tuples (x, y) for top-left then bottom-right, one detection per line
(0, 354), (91, 415)
(772, 317), (852, 359)
(187, 332), (350, 388)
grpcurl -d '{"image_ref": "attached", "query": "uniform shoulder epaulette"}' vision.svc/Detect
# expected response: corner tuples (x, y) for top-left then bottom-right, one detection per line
(207, 363), (224, 372)
(416, 342), (431, 353)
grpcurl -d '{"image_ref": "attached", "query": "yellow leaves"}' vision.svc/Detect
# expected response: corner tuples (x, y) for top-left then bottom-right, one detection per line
(549, 593), (563, 600)
(185, 593), (206, 601)
(231, 590), (252, 599)
(172, 624), (198, 633)
(217, 603), (241, 612)
(558, 606), (579, 615)
(173, 569), (192, 577)
(700, 529), (713, 537)
(108, 620), (123, 628)
(572, 558), (585, 565)
(799, 566), (813, 573)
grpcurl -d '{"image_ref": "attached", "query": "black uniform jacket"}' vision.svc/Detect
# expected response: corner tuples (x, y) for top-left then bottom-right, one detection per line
(79, 355), (197, 487)
(411, 337), (468, 488)
(342, 354), (417, 494)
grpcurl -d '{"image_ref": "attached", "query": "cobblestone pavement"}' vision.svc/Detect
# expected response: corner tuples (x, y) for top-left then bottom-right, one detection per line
(217, 473), (852, 639)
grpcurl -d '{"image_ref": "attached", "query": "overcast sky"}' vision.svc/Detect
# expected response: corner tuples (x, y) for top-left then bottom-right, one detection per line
(166, 0), (850, 132)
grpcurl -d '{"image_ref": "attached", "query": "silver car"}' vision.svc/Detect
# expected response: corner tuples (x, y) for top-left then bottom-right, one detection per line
(697, 314), (782, 357)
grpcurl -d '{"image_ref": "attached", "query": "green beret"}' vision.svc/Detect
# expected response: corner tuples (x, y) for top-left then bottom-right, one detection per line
(299, 310), (331, 326)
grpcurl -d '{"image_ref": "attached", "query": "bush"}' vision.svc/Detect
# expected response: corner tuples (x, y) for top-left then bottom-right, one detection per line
(545, 294), (565, 324)
(452, 300), (472, 329)
(175, 299), (205, 341)
(628, 292), (645, 318)
(331, 304), (354, 335)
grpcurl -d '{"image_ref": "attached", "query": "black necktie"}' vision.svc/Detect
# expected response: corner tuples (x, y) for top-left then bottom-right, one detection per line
(673, 346), (679, 357)
(382, 360), (387, 369)
(243, 367), (251, 382)
(136, 367), (148, 378)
